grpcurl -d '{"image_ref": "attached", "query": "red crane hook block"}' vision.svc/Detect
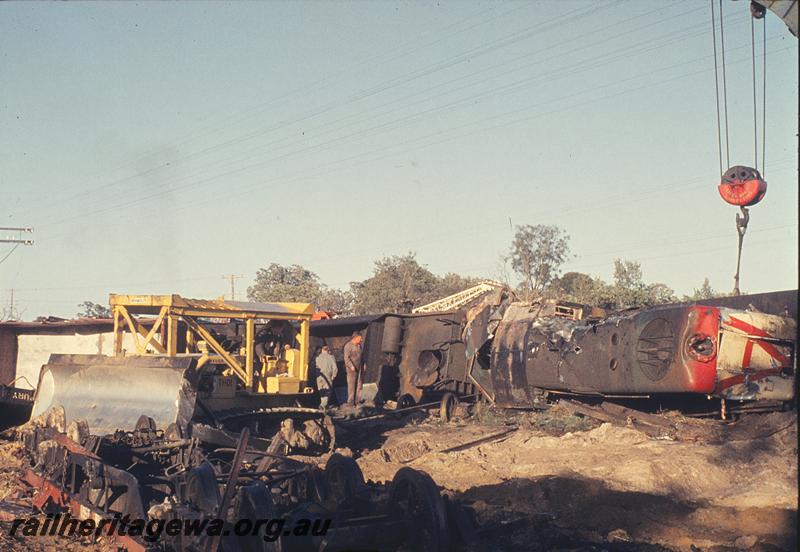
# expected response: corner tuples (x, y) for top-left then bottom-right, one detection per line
(718, 165), (767, 207)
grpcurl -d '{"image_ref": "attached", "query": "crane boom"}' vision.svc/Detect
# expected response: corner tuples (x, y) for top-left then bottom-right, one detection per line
(752, 0), (798, 37)
(412, 280), (507, 313)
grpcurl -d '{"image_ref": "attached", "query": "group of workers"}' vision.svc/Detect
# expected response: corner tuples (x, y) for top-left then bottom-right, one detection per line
(314, 333), (364, 409)
(253, 320), (364, 409)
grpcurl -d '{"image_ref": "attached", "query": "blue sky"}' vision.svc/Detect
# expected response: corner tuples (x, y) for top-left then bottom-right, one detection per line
(1, 0), (797, 319)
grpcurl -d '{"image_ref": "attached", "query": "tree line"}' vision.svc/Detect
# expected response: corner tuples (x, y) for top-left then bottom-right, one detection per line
(77, 224), (726, 317)
(243, 224), (727, 316)
(245, 254), (481, 315)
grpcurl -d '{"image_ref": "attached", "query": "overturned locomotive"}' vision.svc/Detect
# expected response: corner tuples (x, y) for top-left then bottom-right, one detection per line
(321, 290), (797, 413)
(485, 301), (795, 408)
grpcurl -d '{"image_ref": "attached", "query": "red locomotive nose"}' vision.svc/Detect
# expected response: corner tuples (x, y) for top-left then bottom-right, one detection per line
(718, 165), (767, 206)
(683, 306), (720, 393)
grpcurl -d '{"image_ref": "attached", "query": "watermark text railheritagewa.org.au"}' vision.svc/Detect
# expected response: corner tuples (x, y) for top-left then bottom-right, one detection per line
(6, 512), (331, 542)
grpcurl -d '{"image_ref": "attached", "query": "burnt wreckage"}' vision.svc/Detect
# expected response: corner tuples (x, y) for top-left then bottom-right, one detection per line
(310, 309), (478, 407)
(14, 296), (469, 552)
(18, 407), (468, 552)
(312, 290), (797, 412)
(11, 290), (796, 552)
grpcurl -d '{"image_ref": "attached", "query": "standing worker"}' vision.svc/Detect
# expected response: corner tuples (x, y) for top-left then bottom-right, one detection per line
(315, 345), (338, 409)
(343, 333), (364, 406)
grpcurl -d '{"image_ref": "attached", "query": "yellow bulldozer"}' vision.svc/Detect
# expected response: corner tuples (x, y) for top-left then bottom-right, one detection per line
(30, 294), (331, 445)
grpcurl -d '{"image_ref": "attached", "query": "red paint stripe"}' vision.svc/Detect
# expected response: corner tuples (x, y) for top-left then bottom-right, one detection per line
(715, 368), (782, 392)
(725, 316), (771, 337)
(23, 470), (147, 551)
(756, 340), (792, 366)
(742, 339), (754, 369)
(725, 316), (791, 366)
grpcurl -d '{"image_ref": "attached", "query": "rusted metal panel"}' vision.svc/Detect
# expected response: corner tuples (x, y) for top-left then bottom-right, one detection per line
(397, 311), (468, 402)
(490, 311), (533, 406)
(311, 311), (473, 404)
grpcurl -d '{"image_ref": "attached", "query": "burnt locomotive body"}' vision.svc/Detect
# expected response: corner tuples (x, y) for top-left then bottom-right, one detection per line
(310, 290), (797, 410)
(489, 302), (796, 408)
(310, 311), (474, 405)
(393, 312), (474, 403)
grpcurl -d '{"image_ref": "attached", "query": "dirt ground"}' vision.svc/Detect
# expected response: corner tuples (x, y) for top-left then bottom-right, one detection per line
(335, 405), (798, 552)
(1, 406), (796, 552)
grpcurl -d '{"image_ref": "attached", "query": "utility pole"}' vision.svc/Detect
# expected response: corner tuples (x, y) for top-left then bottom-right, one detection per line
(1, 227), (34, 267)
(0, 227), (34, 245)
(222, 274), (244, 301)
(1, 289), (20, 321)
(8, 288), (17, 320)
(1, 228), (33, 320)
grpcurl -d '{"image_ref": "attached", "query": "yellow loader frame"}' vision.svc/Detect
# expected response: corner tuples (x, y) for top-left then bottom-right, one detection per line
(110, 294), (314, 395)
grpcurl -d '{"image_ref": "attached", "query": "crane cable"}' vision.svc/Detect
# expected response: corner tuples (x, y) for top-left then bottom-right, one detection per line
(711, 1), (770, 296)
(749, 3), (768, 176)
(761, 14), (766, 175)
(710, 0), (734, 174)
(711, 0), (768, 177)
(750, 15), (759, 171)
(718, 0), (731, 169)
(710, 0), (725, 176)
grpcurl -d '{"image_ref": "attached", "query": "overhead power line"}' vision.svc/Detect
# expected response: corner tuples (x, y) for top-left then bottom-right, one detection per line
(37, 42), (793, 250)
(7, 1), (572, 221)
(37, 19), (771, 239)
(25, 0), (693, 229)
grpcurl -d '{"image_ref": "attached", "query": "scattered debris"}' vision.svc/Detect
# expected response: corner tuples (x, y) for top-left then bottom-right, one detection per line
(8, 405), (474, 551)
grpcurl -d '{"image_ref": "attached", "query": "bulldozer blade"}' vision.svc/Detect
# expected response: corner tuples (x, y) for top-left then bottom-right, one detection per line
(30, 354), (198, 436)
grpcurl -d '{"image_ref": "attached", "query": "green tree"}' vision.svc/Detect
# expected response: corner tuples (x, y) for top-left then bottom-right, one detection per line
(508, 224), (570, 300)
(434, 272), (484, 298)
(604, 259), (675, 310)
(247, 263), (353, 314)
(317, 287), (354, 314)
(248, 264), (323, 303)
(77, 301), (111, 318)
(551, 271), (605, 305)
(686, 277), (721, 301)
(645, 282), (678, 305)
(350, 253), (441, 314)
